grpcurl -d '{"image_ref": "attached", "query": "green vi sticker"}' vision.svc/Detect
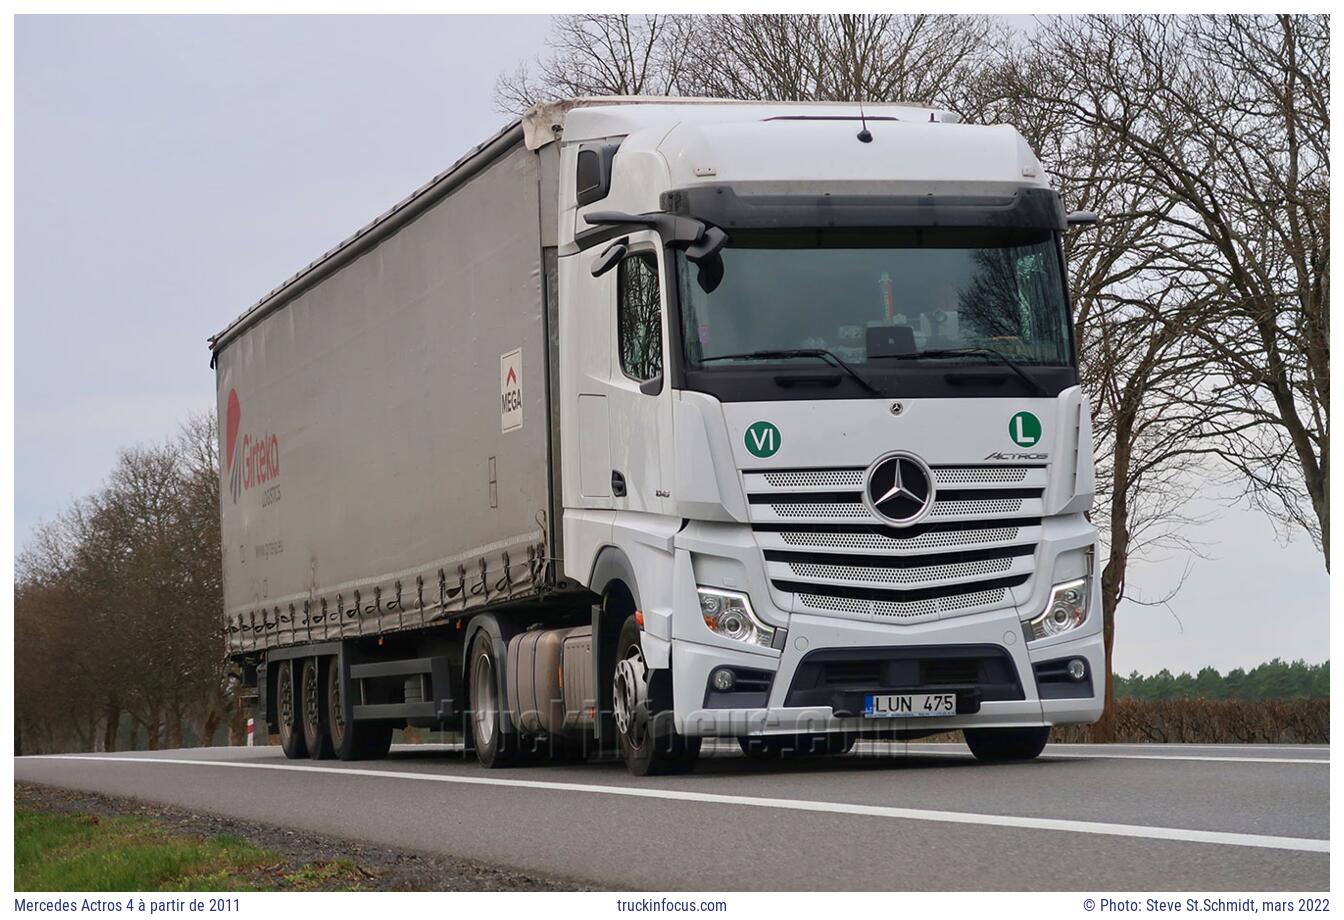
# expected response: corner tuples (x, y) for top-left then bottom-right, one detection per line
(1008, 411), (1042, 448)
(745, 421), (781, 458)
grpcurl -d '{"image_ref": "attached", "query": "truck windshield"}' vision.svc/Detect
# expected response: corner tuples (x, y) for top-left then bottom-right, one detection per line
(678, 228), (1073, 372)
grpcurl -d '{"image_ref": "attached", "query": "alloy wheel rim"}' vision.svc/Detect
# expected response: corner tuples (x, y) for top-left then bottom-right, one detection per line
(613, 647), (648, 747)
(472, 653), (496, 747)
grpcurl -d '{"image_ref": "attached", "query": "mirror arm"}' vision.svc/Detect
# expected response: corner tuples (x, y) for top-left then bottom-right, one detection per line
(590, 237), (629, 277)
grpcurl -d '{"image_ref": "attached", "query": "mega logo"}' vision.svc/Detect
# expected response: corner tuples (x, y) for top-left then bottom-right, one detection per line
(225, 389), (281, 504)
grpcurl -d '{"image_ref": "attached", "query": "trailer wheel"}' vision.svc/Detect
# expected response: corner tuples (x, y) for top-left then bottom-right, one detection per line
(275, 661), (308, 760)
(468, 632), (520, 768)
(326, 658), (392, 761)
(301, 658), (334, 760)
(613, 616), (700, 776)
(964, 726), (1050, 763)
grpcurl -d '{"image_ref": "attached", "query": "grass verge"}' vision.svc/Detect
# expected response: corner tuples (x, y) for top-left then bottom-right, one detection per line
(14, 808), (374, 891)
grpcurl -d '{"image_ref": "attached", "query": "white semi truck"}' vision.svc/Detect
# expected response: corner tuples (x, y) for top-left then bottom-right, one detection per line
(210, 97), (1103, 775)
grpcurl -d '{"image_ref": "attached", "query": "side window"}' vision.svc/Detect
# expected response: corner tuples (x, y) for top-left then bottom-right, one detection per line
(617, 252), (663, 383)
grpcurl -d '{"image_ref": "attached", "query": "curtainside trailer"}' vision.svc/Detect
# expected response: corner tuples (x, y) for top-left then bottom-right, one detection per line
(211, 97), (1103, 774)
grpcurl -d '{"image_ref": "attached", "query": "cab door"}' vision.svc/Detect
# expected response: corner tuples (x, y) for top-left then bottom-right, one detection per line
(605, 233), (673, 515)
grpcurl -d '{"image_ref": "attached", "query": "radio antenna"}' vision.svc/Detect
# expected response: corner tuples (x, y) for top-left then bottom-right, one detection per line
(856, 100), (873, 144)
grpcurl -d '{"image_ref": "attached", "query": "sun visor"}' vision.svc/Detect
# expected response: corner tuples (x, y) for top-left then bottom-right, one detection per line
(660, 182), (1067, 231)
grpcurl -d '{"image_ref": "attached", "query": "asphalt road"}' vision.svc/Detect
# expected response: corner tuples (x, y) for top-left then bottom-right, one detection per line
(15, 741), (1329, 891)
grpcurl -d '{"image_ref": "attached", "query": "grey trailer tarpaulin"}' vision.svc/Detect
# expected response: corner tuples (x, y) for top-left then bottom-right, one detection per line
(211, 124), (562, 655)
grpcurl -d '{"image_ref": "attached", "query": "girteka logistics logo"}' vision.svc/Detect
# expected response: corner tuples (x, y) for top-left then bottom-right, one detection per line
(225, 389), (281, 504)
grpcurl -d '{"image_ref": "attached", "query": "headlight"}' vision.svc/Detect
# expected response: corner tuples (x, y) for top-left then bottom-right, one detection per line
(697, 587), (774, 648)
(1027, 577), (1089, 640)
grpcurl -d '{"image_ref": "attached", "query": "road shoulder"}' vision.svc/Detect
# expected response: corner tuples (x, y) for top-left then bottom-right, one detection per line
(15, 782), (591, 892)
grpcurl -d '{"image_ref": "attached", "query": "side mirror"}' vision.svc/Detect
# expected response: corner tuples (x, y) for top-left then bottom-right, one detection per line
(591, 239), (628, 277)
(685, 226), (728, 293)
(685, 226), (728, 261)
(1066, 210), (1099, 227)
(696, 255), (724, 294)
(638, 374), (663, 396)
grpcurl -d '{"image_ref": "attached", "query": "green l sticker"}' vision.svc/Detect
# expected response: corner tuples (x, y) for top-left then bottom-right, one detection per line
(1009, 411), (1042, 448)
(745, 421), (781, 458)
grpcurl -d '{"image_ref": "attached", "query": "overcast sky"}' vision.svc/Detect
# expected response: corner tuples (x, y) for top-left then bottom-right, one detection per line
(14, 15), (1328, 676)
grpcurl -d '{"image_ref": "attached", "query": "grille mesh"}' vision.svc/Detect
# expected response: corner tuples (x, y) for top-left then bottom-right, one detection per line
(770, 502), (871, 519)
(934, 467), (1029, 485)
(763, 469), (863, 489)
(938, 587), (1010, 611)
(788, 557), (1013, 585)
(777, 526), (1022, 551)
(796, 587), (1008, 621)
(799, 593), (938, 620)
(929, 498), (1024, 518)
(764, 498), (1028, 521)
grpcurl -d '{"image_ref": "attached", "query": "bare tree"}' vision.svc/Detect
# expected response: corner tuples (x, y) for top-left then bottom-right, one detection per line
(1022, 15), (1329, 565)
(680, 14), (997, 106)
(495, 15), (690, 113)
(495, 14), (997, 113)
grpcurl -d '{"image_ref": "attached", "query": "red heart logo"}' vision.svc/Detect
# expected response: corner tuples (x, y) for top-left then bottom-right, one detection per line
(225, 389), (241, 473)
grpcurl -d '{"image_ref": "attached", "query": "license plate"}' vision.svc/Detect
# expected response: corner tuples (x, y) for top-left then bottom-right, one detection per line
(864, 693), (957, 718)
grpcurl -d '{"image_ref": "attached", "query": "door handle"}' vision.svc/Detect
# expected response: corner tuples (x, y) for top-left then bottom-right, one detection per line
(611, 470), (627, 497)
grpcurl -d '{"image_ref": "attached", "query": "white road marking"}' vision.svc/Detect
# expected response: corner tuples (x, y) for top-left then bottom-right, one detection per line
(26, 754), (1328, 854)
(896, 746), (1328, 766)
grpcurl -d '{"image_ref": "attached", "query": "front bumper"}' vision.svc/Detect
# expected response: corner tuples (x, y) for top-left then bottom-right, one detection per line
(671, 601), (1104, 738)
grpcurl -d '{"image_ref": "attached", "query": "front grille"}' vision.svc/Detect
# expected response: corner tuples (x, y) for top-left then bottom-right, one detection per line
(747, 464), (1046, 624)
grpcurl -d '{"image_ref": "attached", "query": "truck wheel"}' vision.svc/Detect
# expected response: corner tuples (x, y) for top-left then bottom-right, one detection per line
(964, 726), (1050, 763)
(275, 661), (308, 760)
(613, 617), (700, 776)
(327, 659), (392, 761)
(468, 632), (520, 768)
(301, 658), (334, 760)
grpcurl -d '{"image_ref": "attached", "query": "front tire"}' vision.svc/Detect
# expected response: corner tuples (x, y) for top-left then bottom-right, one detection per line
(275, 661), (308, 760)
(613, 617), (700, 776)
(964, 726), (1050, 762)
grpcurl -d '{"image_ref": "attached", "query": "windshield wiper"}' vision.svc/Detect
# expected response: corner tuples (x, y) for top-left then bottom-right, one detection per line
(885, 347), (1048, 397)
(699, 348), (885, 397)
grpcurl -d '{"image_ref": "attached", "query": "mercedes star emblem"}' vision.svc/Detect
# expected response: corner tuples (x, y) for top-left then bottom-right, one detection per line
(864, 452), (935, 526)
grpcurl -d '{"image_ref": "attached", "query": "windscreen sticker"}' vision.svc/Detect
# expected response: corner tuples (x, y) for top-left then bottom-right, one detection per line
(745, 420), (781, 459)
(1009, 411), (1042, 448)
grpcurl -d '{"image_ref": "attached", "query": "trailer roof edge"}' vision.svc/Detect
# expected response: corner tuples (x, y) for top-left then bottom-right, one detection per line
(208, 119), (527, 356)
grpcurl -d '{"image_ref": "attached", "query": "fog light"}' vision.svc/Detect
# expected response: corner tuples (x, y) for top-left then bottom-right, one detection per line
(711, 668), (736, 692)
(1067, 658), (1087, 681)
